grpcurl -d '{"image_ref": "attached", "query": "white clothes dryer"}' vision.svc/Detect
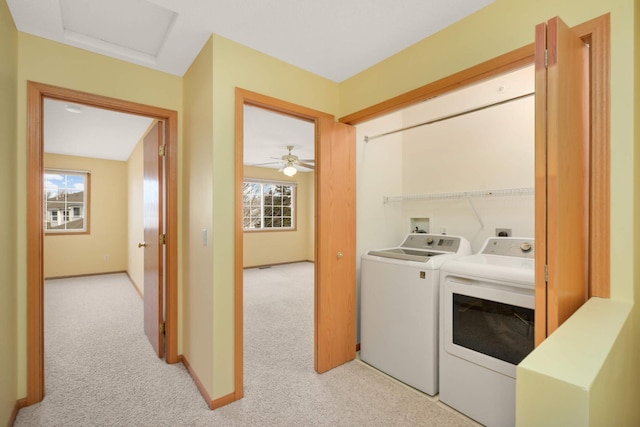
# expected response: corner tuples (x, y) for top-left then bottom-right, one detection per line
(360, 234), (471, 396)
(439, 237), (535, 427)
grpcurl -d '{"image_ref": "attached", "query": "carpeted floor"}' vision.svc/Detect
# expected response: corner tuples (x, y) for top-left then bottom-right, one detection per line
(14, 264), (478, 426)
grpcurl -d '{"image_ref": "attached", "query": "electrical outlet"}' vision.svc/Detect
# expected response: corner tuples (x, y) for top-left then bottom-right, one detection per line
(496, 228), (511, 237)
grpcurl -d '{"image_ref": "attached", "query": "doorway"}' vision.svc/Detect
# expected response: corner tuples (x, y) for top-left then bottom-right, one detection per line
(26, 82), (180, 405)
(234, 88), (357, 403)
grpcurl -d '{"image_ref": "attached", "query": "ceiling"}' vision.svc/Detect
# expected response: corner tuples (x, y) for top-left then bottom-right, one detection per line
(12, 0), (497, 166)
(7, 0), (494, 82)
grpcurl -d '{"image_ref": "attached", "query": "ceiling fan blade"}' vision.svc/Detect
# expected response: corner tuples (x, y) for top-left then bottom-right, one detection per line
(298, 162), (315, 169)
(299, 159), (315, 163)
(248, 161), (281, 166)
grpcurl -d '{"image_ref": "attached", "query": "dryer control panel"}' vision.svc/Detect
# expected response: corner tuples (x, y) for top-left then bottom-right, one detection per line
(481, 237), (535, 258)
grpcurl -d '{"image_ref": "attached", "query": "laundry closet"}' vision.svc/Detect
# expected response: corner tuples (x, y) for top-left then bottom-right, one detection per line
(355, 65), (535, 261)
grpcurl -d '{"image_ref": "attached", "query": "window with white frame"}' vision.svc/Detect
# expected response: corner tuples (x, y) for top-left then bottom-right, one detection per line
(243, 180), (296, 230)
(44, 169), (90, 233)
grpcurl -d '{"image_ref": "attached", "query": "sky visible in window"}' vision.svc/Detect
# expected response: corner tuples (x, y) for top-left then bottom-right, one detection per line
(44, 172), (85, 197)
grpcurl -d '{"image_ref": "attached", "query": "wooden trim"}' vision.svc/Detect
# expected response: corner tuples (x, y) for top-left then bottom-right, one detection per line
(243, 260), (314, 270)
(27, 82), (44, 405)
(181, 355), (215, 409)
(45, 270), (127, 280)
(8, 398), (28, 427)
(235, 88), (335, 402)
(125, 271), (144, 300)
(237, 88), (334, 122)
(212, 392), (237, 410)
(234, 89), (246, 401)
(339, 44), (535, 125)
(26, 81), (180, 406)
(337, 13), (611, 326)
(574, 14), (611, 298)
(534, 22), (549, 346)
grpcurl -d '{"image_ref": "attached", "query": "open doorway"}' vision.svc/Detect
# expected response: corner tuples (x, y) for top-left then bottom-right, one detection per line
(26, 82), (180, 405)
(241, 104), (316, 397)
(234, 88), (357, 404)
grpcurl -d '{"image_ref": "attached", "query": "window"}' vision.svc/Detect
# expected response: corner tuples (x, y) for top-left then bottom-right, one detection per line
(243, 180), (295, 231)
(44, 169), (90, 233)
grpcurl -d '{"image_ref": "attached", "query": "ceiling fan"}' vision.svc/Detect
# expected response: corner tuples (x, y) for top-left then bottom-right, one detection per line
(259, 145), (314, 176)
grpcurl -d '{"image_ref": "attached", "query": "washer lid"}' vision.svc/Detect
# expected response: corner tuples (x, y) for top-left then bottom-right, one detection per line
(366, 248), (441, 263)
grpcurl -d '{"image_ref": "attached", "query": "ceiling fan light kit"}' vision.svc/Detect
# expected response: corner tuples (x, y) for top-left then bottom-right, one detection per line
(283, 162), (297, 176)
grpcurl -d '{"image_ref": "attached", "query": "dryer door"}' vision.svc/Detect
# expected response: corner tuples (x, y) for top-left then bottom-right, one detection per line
(442, 276), (535, 378)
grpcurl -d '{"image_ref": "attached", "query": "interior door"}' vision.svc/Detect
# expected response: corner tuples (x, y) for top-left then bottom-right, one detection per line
(143, 121), (165, 357)
(315, 117), (357, 373)
(534, 16), (589, 345)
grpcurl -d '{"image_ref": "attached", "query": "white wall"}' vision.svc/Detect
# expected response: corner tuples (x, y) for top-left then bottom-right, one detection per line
(357, 65), (535, 255)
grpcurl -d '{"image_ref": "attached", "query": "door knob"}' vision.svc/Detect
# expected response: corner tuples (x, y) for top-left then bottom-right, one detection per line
(138, 242), (147, 248)
(337, 252), (343, 259)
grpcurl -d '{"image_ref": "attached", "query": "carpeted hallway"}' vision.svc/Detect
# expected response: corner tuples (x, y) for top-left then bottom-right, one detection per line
(14, 264), (477, 426)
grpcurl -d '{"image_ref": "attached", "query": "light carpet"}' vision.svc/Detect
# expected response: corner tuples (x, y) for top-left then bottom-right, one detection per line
(15, 264), (477, 426)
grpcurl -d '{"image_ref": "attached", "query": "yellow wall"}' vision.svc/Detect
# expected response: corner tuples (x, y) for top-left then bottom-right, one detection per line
(182, 35), (215, 400)
(0, 0), (18, 423)
(16, 33), (183, 398)
(243, 166), (314, 267)
(201, 34), (340, 399)
(6, 0), (637, 422)
(44, 154), (128, 278)
(127, 138), (144, 295)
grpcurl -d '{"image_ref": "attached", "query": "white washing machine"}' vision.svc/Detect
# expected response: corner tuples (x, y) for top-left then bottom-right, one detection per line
(439, 237), (535, 427)
(360, 233), (471, 395)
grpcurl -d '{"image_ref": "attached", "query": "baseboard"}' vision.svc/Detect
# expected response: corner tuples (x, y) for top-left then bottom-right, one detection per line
(45, 270), (127, 280)
(244, 260), (314, 269)
(125, 271), (144, 300)
(181, 355), (239, 410)
(8, 398), (28, 427)
(211, 392), (236, 409)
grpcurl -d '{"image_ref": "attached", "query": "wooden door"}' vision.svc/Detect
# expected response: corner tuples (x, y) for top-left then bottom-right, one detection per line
(143, 121), (165, 357)
(315, 117), (357, 373)
(534, 17), (590, 345)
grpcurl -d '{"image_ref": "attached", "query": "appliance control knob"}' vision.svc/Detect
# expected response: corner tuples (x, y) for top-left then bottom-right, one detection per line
(520, 242), (532, 253)
(426, 237), (434, 244)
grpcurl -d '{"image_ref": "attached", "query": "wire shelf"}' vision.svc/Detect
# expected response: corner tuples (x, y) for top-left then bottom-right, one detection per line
(383, 187), (535, 204)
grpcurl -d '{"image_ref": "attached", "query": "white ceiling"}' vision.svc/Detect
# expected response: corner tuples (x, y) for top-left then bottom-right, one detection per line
(44, 99), (154, 161)
(7, 0), (494, 82)
(11, 0), (498, 165)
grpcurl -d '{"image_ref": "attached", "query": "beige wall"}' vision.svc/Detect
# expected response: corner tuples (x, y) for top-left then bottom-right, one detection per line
(5, 0), (638, 423)
(43, 154), (128, 278)
(16, 32), (183, 398)
(0, 0), (18, 423)
(127, 138), (144, 295)
(183, 34), (340, 400)
(182, 35), (215, 398)
(343, 0), (638, 423)
(243, 166), (314, 267)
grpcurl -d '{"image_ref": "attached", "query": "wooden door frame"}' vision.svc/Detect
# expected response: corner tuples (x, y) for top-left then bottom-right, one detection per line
(26, 81), (180, 405)
(234, 88), (336, 403)
(340, 14), (610, 301)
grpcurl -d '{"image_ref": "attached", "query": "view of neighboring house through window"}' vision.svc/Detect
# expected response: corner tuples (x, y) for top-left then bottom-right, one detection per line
(44, 169), (90, 233)
(243, 180), (295, 230)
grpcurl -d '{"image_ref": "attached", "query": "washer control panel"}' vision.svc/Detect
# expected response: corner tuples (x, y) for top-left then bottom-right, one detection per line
(481, 237), (535, 258)
(401, 234), (462, 253)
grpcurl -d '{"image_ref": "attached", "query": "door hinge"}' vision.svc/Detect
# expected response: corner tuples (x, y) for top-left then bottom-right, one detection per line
(544, 264), (549, 282)
(159, 233), (166, 245)
(159, 145), (167, 156)
(544, 49), (548, 68)
(159, 322), (165, 334)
